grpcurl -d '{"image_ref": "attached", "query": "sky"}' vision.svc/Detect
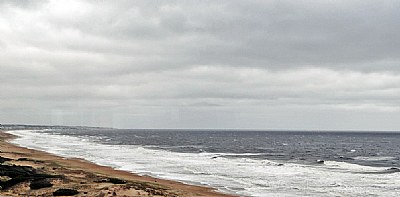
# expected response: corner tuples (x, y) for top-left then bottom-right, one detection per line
(1, 0), (400, 130)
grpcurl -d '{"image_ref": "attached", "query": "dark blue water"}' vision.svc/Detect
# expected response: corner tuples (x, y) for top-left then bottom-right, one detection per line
(44, 128), (400, 168)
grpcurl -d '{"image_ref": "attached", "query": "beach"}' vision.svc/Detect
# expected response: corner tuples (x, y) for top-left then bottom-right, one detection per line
(0, 130), (235, 197)
(3, 128), (400, 196)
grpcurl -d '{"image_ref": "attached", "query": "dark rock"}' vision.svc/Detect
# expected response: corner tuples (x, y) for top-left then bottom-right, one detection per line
(109, 178), (126, 184)
(53, 188), (79, 196)
(17, 158), (44, 163)
(0, 165), (36, 177)
(316, 160), (325, 164)
(93, 178), (108, 183)
(0, 156), (12, 164)
(94, 177), (127, 184)
(0, 176), (26, 189)
(30, 179), (53, 189)
(0, 164), (60, 190)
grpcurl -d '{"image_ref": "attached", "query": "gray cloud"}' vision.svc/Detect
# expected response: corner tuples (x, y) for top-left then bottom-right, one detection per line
(1, 0), (400, 130)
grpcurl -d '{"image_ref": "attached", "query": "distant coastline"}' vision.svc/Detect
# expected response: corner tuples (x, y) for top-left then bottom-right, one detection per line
(1, 123), (399, 133)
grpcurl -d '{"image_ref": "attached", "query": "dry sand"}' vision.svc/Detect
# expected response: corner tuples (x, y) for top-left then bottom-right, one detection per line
(0, 130), (236, 197)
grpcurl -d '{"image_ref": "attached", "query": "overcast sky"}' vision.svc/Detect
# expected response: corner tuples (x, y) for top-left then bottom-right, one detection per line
(1, 0), (400, 130)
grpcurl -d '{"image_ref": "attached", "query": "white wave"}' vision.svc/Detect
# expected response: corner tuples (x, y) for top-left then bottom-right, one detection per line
(6, 130), (400, 197)
(324, 160), (387, 170)
(354, 156), (397, 161)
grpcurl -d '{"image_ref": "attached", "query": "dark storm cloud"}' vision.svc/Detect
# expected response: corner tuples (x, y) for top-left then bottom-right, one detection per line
(1, 0), (400, 129)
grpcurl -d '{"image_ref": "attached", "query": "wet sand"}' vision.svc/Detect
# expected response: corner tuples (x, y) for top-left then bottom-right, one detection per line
(0, 130), (236, 196)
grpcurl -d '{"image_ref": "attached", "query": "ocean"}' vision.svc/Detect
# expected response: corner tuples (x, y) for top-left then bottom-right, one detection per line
(6, 127), (400, 196)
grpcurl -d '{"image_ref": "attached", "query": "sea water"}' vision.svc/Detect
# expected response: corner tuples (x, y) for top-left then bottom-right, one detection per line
(6, 128), (400, 196)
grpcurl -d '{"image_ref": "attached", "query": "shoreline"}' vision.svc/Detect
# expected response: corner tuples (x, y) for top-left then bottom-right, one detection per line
(0, 130), (237, 196)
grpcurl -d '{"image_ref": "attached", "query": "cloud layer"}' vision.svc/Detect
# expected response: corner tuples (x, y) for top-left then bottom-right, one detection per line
(1, 0), (400, 130)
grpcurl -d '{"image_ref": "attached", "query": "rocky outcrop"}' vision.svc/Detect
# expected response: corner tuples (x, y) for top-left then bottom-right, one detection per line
(53, 188), (79, 196)
(0, 157), (59, 190)
(30, 178), (53, 189)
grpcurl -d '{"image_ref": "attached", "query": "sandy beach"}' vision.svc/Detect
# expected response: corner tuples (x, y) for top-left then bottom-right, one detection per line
(0, 130), (236, 197)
